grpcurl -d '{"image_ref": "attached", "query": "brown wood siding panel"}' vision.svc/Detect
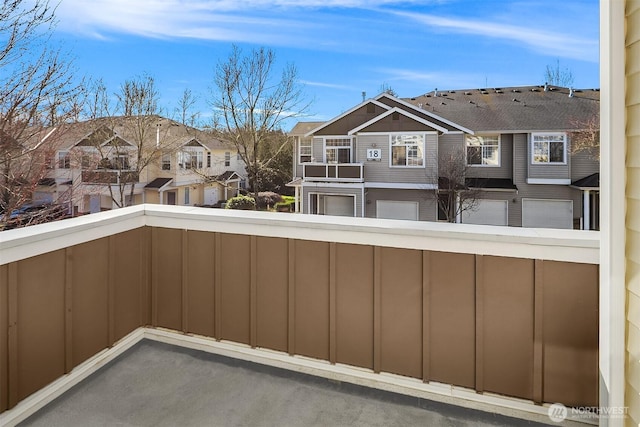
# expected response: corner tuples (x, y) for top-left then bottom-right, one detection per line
(112, 229), (145, 341)
(315, 104), (383, 136)
(16, 250), (66, 402)
(185, 231), (215, 337)
(542, 261), (599, 407)
(0, 264), (7, 412)
(256, 237), (289, 352)
(481, 256), (534, 400)
(70, 239), (109, 368)
(294, 240), (330, 360)
(153, 228), (183, 331)
(379, 247), (422, 378)
(335, 243), (374, 369)
(428, 251), (476, 388)
(219, 233), (251, 344)
(360, 115), (439, 133)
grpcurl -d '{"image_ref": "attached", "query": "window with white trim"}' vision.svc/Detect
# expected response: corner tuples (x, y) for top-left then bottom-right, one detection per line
(391, 134), (424, 167)
(466, 135), (499, 166)
(532, 133), (566, 164)
(325, 137), (352, 163)
(184, 186), (190, 204)
(162, 154), (171, 170)
(224, 151), (230, 167)
(178, 150), (203, 169)
(58, 151), (70, 169)
(299, 138), (312, 163)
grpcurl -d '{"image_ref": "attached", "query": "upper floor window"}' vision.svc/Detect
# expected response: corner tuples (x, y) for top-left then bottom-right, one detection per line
(178, 150), (203, 169)
(466, 135), (499, 166)
(162, 153), (171, 170)
(299, 138), (312, 164)
(207, 152), (211, 168)
(58, 151), (70, 169)
(325, 137), (352, 163)
(113, 153), (130, 170)
(532, 133), (566, 164)
(391, 134), (424, 167)
(224, 151), (231, 167)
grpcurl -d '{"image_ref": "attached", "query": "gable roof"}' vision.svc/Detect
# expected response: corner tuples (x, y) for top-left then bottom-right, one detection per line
(304, 100), (391, 136)
(403, 85), (599, 133)
(348, 107), (450, 134)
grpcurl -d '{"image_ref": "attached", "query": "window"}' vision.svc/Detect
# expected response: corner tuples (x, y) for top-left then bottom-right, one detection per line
(178, 150), (203, 169)
(162, 154), (171, 170)
(58, 151), (70, 169)
(299, 139), (312, 163)
(224, 152), (230, 167)
(325, 137), (352, 163)
(532, 133), (566, 164)
(184, 186), (190, 205)
(466, 135), (499, 166)
(391, 134), (424, 167)
(207, 152), (211, 168)
(114, 153), (129, 170)
(81, 154), (91, 169)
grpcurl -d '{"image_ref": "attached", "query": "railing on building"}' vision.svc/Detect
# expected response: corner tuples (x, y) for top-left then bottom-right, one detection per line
(81, 170), (139, 184)
(0, 205), (599, 418)
(303, 163), (364, 182)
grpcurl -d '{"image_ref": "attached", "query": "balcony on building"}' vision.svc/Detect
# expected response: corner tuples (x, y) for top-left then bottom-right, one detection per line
(302, 162), (364, 182)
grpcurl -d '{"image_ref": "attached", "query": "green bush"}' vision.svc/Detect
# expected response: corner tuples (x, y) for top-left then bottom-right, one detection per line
(225, 195), (256, 210)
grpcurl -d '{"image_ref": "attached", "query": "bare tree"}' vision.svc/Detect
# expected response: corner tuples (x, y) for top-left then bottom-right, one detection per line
(434, 148), (482, 223)
(175, 88), (200, 128)
(210, 45), (309, 198)
(570, 114), (600, 160)
(544, 59), (575, 87)
(0, 0), (82, 225)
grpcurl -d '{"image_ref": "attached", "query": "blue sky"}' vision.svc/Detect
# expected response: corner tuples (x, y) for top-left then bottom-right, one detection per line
(52, 0), (599, 129)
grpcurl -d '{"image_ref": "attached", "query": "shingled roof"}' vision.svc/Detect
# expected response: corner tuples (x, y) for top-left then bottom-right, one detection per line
(402, 85), (599, 133)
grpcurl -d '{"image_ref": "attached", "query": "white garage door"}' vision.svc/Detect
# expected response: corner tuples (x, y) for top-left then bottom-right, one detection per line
(462, 199), (508, 226)
(204, 187), (219, 205)
(324, 195), (355, 217)
(376, 200), (419, 220)
(522, 199), (573, 229)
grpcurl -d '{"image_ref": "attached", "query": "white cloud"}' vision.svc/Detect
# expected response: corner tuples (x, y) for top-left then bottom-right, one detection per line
(393, 10), (598, 62)
(300, 80), (352, 90)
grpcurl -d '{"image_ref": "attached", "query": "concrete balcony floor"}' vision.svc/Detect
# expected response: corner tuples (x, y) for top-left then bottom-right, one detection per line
(18, 340), (551, 427)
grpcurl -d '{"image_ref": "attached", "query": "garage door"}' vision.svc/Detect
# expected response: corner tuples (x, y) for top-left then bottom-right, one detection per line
(376, 200), (419, 220)
(462, 199), (508, 226)
(522, 199), (573, 229)
(204, 186), (219, 205)
(324, 195), (355, 217)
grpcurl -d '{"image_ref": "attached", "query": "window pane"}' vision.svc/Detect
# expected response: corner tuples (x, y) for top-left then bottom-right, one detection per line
(549, 141), (564, 162)
(392, 146), (405, 165)
(467, 146), (481, 165)
(483, 146), (499, 165)
(533, 141), (548, 163)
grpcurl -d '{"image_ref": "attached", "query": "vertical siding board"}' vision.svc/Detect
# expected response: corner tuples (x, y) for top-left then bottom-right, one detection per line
(184, 231), (216, 338)
(0, 265), (8, 412)
(150, 229), (158, 328)
(373, 246), (381, 373)
(250, 236), (258, 348)
(64, 248), (73, 374)
(379, 247), (423, 379)
(533, 259), (544, 404)
(422, 251), (430, 382)
(287, 239), (295, 355)
(335, 244), (374, 370)
(113, 230), (144, 341)
(214, 232), (221, 340)
(154, 228), (183, 331)
(329, 242), (337, 364)
(475, 255), (484, 393)
(255, 237), (289, 352)
(542, 261), (598, 407)
(108, 235), (116, 344)
(219, 234), (251, 345)
(140, 227), (151, 326)
(429, 252), (476, 389)
(182, 231), (189, 333)
(7, 263), (18, 408)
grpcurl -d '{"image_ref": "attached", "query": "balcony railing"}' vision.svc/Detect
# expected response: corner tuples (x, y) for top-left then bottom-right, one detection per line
(303, 163), (364, 182)
(0, 205), (600, 424)
(81, 169), (139, 184)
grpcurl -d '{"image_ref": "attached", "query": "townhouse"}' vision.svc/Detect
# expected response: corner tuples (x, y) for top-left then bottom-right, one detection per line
(289, 85), (600, 229)
(35, 116), (246, 214)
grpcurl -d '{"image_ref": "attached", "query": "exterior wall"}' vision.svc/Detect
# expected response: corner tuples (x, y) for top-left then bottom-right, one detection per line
(626, 2), (640, 425)
(527, 133), (571, 181)
(364, 188), (437, 221)
(301, 184), (364, 216)
(571, 150), (600, 181)
(357, 133), (438, 185)
(467, 134), (514, 180)
(0, 207), (600, 416)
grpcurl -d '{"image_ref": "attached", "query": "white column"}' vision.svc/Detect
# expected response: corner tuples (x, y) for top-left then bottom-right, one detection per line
(583, 190), (590, 230)
(159, 190), (164, 205)
(455, 193), (462, 223)
(295, 186), (300, 213)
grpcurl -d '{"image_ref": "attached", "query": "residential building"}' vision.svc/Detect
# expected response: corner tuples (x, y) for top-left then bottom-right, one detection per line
(289, 86), (599, 229)
(33, 116), (246, 214)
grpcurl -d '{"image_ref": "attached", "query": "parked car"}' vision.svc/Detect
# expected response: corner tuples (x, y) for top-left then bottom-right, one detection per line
(3, 203), (69, 230)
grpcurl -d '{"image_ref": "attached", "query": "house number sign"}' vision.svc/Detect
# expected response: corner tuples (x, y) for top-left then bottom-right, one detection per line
(367, 149), (382, 161)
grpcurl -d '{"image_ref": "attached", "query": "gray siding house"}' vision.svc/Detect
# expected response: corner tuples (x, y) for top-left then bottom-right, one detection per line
(288, 86), (600, 229)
